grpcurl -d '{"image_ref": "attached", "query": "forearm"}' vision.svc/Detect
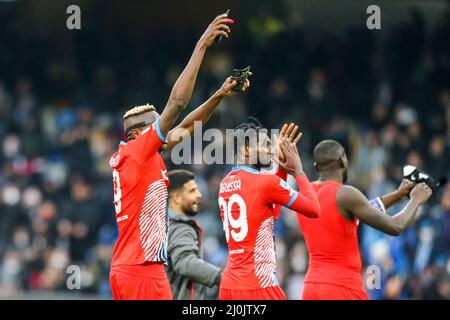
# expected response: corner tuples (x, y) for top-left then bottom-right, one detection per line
(174, 254), (222, 287)
(168, 43), (206, 107)
(379, 190), (405, 209)
(159, 44), (207, 136)
(289, 175), (321, 218)
(272, 170), (286, 220)
(178, 92), (223, 134)
(390, 199), (421, 234)
(164, 92), (223, 151)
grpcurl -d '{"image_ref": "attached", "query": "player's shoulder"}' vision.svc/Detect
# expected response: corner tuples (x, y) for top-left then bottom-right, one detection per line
(339, 184), (362, 194)
(109, 140), (132, 168)
(127, 120), (161, 147)
(255, 171), (287, 193)
(221, 170), (235, 183)
(336, 184), (367, 203)
(259, 171), (282, 183)
(220, 170), (246, 184)
(219, 170), (241, 192)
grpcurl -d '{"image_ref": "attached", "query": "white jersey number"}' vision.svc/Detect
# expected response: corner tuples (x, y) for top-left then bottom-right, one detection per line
(112, 169), (122, 214)
(219, 194), (248, 242)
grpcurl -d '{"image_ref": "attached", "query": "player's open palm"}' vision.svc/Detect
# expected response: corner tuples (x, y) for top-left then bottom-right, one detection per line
(198, 14), (233, 48)
(278, 123), (303, 162)
(410, 183), (433, 204)
(279, 137), (304, 176)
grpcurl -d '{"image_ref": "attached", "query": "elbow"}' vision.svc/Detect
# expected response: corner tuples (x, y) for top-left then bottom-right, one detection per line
(168, 96), (189, 111)
(387, 225), (402, 236)
(294, 194), (321, 218)
(387, 230), (401, 237)
(301, 205), (321, 219)
(172, 254), (197, 276)
(308, 200), (322, 218)
(173, 260), (188, 276)
(310, 207), (321, 218)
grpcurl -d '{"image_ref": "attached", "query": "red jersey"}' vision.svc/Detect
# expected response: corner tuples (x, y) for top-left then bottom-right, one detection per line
(109, 119), (169, 266)
(218, 166), (320, 291)
(297, 181), (364, 291)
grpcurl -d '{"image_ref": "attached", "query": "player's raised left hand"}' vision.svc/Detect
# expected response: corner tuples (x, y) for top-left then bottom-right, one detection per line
(198, 13), (234, 49)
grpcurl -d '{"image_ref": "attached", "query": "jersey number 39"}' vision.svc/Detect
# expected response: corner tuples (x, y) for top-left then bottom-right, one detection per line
(218, 194), (248, 243)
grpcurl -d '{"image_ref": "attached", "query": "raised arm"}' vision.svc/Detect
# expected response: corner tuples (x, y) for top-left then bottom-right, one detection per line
(369, 179), (416, 211)
(163, 75), (251, 152)
(158, 13), (233, 137)
(337, 183), (432, 236)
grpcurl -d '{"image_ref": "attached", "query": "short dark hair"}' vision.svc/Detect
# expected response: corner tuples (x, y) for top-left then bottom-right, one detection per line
(168, 170), (195, 197)
(313, 139), (345, 171)
(233, 116), (267, 155)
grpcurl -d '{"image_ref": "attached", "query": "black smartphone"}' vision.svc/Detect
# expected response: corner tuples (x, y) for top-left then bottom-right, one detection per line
(231, 66), (251, 91)
(215, 9), (230, 43)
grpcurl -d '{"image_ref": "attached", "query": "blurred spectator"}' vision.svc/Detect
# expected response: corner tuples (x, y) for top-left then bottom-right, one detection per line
(0, 1), (448, 300)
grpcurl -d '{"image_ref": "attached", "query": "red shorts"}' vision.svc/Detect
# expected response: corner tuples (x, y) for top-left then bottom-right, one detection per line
(110, 262), (173, 300)
(302, 283), (369, 300)
(219, 285), (287, 300)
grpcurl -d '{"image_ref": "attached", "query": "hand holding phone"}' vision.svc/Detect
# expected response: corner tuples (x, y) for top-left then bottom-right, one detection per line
(231, 66), (251, 91)
(215, 9), (231, 43)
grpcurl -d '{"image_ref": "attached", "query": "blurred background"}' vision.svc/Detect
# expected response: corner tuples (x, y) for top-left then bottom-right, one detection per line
(0, 0), (449, 299)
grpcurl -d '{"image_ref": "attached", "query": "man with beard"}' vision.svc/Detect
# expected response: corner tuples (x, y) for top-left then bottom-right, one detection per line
(166, 169), (222, 300)
(298, 139), (433, 300)
(217, 118), (321, 300)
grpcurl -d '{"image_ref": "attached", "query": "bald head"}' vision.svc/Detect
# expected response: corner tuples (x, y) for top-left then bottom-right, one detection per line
(313, 140), (347, 172)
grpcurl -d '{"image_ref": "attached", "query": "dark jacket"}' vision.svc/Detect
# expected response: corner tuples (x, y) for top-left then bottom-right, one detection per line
(166, 209), (222, 300)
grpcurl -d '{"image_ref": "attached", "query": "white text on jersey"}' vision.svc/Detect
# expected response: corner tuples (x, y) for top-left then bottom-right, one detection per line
(219, 179), (241, 193)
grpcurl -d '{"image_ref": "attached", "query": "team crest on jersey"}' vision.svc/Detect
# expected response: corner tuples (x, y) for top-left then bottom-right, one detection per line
(109, 154), (120, 168)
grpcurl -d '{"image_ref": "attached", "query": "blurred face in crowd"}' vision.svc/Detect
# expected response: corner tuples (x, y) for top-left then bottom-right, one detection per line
(430, 136), (445, 157)
(407, 151), (423, 169)
(171, 179), (202, 216)
(124, 111), (160, 141)
(372, 102), (388, 123)
(71, 180), (92, 202)
(441, 185), (450, 211)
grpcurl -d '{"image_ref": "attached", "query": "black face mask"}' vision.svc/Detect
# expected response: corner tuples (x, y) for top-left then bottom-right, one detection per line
(125, 120), (154, 139)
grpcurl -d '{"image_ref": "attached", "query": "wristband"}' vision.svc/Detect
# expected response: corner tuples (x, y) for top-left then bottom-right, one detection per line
(369, 197), (386, 213)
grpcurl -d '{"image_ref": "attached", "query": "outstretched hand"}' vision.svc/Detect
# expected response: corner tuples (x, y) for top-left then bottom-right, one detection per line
(396, 179), (416, 199)
(278, 137), (305, 176)
(410, 182), (433, 205)
(277, 123), (303, 162)
(198, 13), (234, 49)
(217, 73), (252, 97)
